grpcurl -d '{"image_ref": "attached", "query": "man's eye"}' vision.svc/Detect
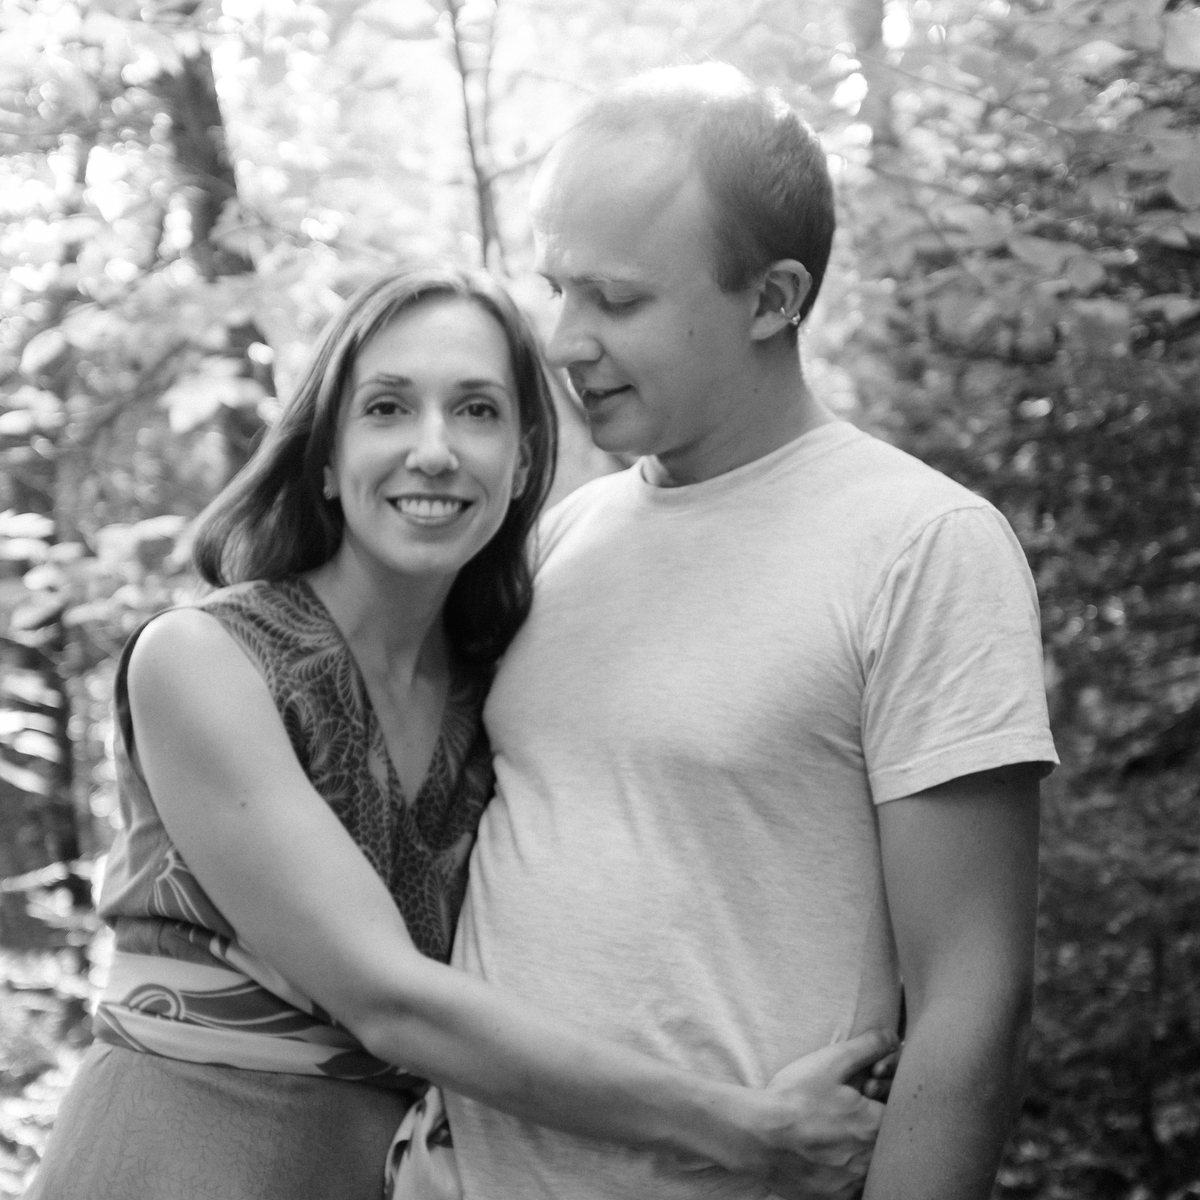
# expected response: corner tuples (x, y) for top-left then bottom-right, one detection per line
(597, 295), (640, 314)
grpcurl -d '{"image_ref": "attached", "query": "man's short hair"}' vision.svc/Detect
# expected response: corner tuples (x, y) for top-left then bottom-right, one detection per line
(569, 63), (836, 324)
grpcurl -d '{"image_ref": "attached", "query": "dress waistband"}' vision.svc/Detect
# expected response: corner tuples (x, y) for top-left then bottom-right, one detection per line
(95, 950), (422, 1091)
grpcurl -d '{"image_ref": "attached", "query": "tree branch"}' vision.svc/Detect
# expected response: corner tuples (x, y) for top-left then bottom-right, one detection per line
(444, 0), (504, 269)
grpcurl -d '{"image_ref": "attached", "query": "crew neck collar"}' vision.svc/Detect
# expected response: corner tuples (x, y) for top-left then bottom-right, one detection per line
(629, 420), (862, 507)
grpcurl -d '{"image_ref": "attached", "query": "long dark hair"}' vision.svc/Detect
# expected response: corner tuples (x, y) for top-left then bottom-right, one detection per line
(191, 265), (558, 669)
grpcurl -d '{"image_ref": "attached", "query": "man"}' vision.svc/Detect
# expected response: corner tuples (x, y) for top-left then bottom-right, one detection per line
(447, 64), (1057, 1199)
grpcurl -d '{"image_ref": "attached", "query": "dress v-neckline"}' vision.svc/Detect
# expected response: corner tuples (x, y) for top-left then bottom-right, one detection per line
(294, 576), (452, 807)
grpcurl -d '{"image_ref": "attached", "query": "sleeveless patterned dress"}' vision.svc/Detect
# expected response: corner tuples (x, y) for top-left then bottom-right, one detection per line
(27, 577), (495, 1200)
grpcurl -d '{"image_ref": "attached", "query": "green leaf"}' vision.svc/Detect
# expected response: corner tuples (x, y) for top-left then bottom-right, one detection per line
(7, 730), (61, 765)
(0, 410), (36, 438)
(1008, 234), (1084, 275)
(1138, 295), (1200, 326)
(0, 512), (54, 540)
(1168, 159), (1200, 209)
(1136, 212), (1192, 248)
(1068, 40), (1134, 79)
(1099, 0), (1166, 53)
(0, 756), (50, 796)
(1065, 254), (1106, 295)
(1164, 11), (1200, 72)
(0, 668), (60, 709)
(1063, 298), (1133, 356)
(160, 369), (268, 434)
(18, 330), (68, 379)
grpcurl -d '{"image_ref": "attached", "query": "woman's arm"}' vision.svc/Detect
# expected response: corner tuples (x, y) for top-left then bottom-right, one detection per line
(127, 610), (891, 1195)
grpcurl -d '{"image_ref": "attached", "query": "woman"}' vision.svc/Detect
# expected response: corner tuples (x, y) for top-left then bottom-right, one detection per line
(28, 266), (892, 1200)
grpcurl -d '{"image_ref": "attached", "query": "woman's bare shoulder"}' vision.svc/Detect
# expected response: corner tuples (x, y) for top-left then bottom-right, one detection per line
(128, 606), (263, 698)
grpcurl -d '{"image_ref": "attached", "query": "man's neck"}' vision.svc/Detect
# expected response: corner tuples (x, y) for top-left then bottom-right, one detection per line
(645, 371), (836, 488)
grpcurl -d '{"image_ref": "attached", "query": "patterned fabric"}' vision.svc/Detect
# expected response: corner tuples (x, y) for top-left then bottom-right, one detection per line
(93, 577), (494, 1086)
(386, 1086), (462, 1200)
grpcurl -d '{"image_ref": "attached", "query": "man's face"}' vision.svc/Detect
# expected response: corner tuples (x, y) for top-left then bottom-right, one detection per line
(532, 132), (760, 482)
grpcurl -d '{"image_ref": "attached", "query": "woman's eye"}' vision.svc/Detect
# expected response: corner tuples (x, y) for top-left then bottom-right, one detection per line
(364, 396), (404, 417)
(460, 398), (500, 420)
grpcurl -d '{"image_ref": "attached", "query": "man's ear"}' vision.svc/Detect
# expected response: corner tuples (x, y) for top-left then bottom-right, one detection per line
(749, 260), (813, 341)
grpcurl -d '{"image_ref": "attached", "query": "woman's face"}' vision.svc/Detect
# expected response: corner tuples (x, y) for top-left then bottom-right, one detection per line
(325, 297), (527, 586)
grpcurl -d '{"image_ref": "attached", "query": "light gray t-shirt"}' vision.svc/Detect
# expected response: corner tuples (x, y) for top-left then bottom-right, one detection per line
(448, 421), (1057, 1199)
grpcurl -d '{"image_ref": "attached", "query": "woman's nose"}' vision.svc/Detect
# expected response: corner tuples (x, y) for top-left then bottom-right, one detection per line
(405, 413), (459, 475)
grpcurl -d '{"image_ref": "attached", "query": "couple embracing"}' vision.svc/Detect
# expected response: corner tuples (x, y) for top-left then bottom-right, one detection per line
(30, 63), (1055, 1200)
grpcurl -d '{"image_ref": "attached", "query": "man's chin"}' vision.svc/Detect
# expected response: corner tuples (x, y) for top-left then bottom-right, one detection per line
(586, 425), (648, 465)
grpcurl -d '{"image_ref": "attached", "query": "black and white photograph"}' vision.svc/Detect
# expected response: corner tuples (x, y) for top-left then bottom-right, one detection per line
(0, 1), (1197, 1197)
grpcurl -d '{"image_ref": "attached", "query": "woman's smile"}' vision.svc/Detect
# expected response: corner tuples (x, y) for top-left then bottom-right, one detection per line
(387, 493), (474, 525)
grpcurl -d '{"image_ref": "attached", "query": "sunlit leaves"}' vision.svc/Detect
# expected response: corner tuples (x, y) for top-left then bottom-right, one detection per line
(1164, 9), (1200, 73)
(838, 1), (1200, 1189)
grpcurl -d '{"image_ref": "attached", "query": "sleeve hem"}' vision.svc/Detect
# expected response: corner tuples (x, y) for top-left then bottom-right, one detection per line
(869, 733), (1059, 805)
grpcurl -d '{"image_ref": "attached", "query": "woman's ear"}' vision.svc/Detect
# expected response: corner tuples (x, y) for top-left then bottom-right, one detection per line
(511, 440), (533, 500)
(749, 260), (813, 341)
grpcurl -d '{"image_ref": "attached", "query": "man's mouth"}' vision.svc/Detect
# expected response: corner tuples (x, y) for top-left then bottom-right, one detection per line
(575, 383), (631, 408)
(387, 495), (472, 523)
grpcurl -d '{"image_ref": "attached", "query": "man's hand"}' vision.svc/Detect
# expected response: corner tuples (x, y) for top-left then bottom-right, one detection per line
(750, 1030), (896, 1200)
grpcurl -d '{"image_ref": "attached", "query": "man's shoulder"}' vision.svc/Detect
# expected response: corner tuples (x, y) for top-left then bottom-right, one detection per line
(831, 427), (982, 500)
(796, 427), (997, 546)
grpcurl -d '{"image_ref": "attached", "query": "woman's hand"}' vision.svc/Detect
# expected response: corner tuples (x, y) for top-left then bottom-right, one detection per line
(745, 1031), (897, 1200)
(859, 1045), (901, 1103)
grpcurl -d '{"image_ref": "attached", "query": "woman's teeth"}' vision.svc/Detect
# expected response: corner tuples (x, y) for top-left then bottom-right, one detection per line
(391, 497), (468, 519)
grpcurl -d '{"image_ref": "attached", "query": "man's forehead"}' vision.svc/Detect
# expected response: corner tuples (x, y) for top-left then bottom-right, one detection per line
(531, 131), (703, 278)
(536, 127), (691, 205)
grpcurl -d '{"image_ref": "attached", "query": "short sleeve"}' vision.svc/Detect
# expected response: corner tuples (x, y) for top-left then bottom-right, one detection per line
(862, 504), (1058, 803)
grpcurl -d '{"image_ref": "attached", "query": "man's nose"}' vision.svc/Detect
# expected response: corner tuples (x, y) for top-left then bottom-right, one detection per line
(545, 301), (601, 369)
(405, 412), (459, 475)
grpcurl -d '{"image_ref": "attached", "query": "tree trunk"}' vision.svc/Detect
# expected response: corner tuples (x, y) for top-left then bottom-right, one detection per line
(153, 46), (271, 476)
(153, 47), (253, 280)
(844, 0), (898, 151)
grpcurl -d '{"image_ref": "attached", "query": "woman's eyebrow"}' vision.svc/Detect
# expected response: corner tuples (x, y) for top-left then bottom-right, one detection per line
(352, 374), (511, 396)
(353, 373), (412, 393)
(454, 377), (511, 392)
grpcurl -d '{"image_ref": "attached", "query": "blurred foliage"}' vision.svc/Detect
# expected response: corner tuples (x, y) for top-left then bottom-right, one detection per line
(834, 1), (1200, 1196)
(0, 0), (1196, 1196)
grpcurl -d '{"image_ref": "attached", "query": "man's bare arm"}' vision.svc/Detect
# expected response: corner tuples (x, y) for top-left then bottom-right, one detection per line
(863, 763), (1041, 1200)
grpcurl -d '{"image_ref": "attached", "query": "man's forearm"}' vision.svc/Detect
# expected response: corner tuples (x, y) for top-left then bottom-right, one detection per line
(862, 993), (1030, 1200)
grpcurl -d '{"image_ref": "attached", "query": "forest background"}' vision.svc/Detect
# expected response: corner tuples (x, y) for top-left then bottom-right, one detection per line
(0, 0), (1197, 1195)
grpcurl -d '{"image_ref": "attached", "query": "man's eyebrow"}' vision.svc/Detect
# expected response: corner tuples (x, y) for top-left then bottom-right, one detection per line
(542, 270), (645, 288)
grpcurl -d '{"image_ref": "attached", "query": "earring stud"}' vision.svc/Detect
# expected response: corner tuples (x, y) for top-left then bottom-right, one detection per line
(779, 307), (802, 328)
